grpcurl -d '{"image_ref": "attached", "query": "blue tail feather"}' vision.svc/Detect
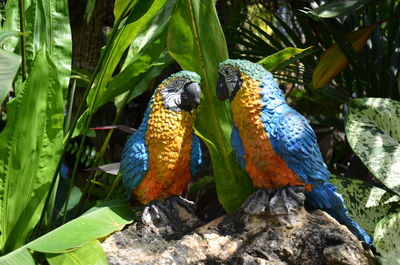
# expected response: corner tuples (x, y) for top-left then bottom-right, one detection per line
(305, 183), (372, 244)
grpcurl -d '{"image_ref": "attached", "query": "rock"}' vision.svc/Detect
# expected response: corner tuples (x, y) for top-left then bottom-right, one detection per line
(102, 192), (374, 265)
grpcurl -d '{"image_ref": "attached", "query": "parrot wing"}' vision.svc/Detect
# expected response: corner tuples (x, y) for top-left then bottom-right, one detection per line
(119, 105), (152, 199)
(268, 107), (330, 186)
(190, 134), (203, 176)
(120, 131), (149, 194)
(231, 124), (246, 169)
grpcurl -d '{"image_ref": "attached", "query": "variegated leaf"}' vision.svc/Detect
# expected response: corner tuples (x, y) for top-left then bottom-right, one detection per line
(345, 98), (400, 195)
(374, 213), (400, 265)
(330, 175), (400, 235)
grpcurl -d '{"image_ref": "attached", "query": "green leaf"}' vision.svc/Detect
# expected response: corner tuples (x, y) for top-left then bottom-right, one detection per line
(309, 0), (373, 18)
(258, 47), (312, 72)
(0, 31), (19, 44)
(98, 0), (175, 110)
(0, 201), (133, 264)
(54, 185), (83, 221)
(374, 213), (400, 265)
(113, 0), (137, 24)
(0, 49), (64, 252)
(87, 0), (168, 112)
(71, 110), (95, 138)
(27, 200), (134, 253)
(168, 0), (253, 211)
(0, 49), (21, 104)
(2, 1), (20, 52)
(0, 246), (35, 265)
(114, 50), (173, 112)
(46, 240), (108, 265)
(346, 98), (400, 195)
(312, 24), (376, 89)
(188, 176), (215, 198)
(330, 175), (400, 235)
(84, 0), (96, 23)
(23, 0), (72, 95)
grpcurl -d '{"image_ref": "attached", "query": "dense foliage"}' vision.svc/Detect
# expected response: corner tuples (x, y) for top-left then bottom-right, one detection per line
(0, 0), (399, 264)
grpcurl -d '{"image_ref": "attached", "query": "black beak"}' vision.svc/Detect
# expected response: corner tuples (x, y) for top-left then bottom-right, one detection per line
(216, 72), (229, 101)
(180, 82), (201, 111)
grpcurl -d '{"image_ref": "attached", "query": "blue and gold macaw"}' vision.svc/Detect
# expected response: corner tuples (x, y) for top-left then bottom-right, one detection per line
(120, 71), (202, 205)
(216, 59), (371, 244)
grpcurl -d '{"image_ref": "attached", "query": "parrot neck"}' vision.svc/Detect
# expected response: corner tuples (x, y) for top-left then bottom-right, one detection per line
(259, 77), (287, 118)
(136, 97), (154, 136)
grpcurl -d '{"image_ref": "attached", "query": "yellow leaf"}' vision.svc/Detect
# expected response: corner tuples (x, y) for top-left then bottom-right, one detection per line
(312, 24), (377, 89)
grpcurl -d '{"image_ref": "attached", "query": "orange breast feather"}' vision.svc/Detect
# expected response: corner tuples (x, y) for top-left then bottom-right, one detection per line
(132, 88), (194, 204)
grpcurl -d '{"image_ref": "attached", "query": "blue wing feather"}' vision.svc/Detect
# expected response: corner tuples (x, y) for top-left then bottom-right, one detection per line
(264, 107), (372, 243)
(190, 134), (203, 176)
(267, 107), (329, 186)
(120, 103), (151, 199)
(231, 124), (246, 169)
(257, 76), (371, 243)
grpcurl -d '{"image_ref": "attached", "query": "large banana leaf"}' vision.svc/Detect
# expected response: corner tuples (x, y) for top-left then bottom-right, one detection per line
(46, 240), (108, 265)
(0, 49), (64, 253)
(345, 98), (400, 195)
(168, 0), (253, 211)
(0, 201), (134, 264)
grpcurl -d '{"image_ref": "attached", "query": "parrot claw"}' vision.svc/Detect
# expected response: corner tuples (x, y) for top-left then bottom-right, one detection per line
(135, 196), (202, 240)
(243, 186), (306, 218)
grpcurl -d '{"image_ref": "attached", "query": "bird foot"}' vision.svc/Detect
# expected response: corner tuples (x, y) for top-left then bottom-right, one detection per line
(134, 196), (202, 240)
(243, 186), (306, 223)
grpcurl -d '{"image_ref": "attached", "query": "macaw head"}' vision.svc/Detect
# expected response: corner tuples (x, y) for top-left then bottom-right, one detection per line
(216, 59), (270, 101)
(159, 71), (201, 112)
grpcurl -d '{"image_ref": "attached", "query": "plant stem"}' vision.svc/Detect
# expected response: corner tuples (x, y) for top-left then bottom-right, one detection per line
(64, 79), (76, 134)
(18, 0), (26, 81)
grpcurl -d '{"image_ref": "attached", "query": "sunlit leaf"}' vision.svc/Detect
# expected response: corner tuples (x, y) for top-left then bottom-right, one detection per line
(168, 0), (253, 211)
(46, 240), (108, 265)
(258, 47), (312, 72)
(101, 0), (174, 109)
(27, 200), (134, 253)
(0, 49), (21, 104)
(374, 213), (400, 265)
(345, 98), (400, 195)
(312, 24), (376, 89)
(0, 50), (64, 252)
(113, 0), (138, 24)
(87, 0), (168, 112)
(0, 201), (133, 264)
(0, 246), (35, 265)
(309, 0), (373, 18)
(0, 31), (19, 43)
(114, 50), (173, 112)
(330, 175), (400, 235)
(24, 0), (72, 95)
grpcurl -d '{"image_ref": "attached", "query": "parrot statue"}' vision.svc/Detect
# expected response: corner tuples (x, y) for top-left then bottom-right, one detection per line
(216, 59), (371, 244)
(120, 71), (202, 206)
